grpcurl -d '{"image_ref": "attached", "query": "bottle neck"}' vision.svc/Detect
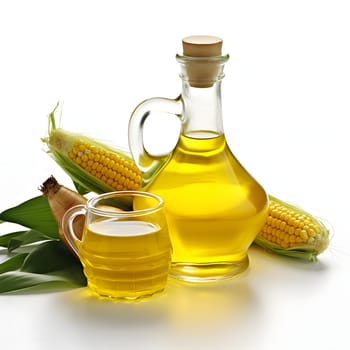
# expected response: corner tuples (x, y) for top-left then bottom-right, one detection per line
(176, 53), (229, 139)
(181, 79), (224, 138)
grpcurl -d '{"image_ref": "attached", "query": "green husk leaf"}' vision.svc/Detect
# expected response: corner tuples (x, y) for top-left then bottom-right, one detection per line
(20, 240), (79, 274)
(254, 236), (318, 262)
(0, 253), (28, 274)
(0, 230), (27, 247)
(0, 269), (85, 294)
(0, 240), (86, 294)
(0, 229), (52, 252)
(0, 196), (58, 238)
(73, 180), (90, 195)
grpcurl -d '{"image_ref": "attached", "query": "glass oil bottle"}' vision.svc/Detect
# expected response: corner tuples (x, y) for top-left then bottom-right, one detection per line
(129, 36), (268, 282)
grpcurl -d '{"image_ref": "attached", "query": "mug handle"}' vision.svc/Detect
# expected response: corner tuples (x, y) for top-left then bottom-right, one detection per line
(128, 95), (183, 184)
(61, 204), (86, 257)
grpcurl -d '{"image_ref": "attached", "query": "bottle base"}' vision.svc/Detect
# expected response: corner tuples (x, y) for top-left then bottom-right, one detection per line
(87, 283), (167, 302)
(169, 256), (249, 283)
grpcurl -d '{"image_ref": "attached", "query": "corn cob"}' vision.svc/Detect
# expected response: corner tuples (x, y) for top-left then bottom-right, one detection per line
(254, 196), (330, 262)
(42, 103), (143, 195)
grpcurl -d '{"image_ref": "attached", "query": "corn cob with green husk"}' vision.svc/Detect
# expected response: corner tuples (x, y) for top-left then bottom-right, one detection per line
(42, 104), (330, 261)
(255, 196), (330, 262)
(42, 103), (146, 195)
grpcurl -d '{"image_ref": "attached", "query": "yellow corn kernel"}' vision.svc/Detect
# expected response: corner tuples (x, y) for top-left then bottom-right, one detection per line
(254, 196), (330, 262)
(68, 141), (142, 191)
(258, 198), (312, 249)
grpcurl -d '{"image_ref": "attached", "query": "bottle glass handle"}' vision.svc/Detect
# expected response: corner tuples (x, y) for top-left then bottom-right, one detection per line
(128, 96), (182, 183)
(61, 205), (86, 257)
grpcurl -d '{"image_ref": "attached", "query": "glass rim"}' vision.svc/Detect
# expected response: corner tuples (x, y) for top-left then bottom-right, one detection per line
(176, 53), (230, 63)
(87, 191), (164, 217)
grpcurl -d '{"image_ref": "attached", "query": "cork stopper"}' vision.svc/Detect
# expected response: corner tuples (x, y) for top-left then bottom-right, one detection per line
(181, 35), (223, 88)
(182, 35), (223, 57)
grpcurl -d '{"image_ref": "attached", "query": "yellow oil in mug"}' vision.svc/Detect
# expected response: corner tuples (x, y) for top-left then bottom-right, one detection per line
(144, 132), (268, 281)
(79, 219), (172, 300)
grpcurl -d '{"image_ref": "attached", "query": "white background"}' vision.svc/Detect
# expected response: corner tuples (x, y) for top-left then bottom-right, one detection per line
(0, 1), (349, 349)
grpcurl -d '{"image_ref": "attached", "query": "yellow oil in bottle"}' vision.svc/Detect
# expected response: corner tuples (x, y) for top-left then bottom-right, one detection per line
(144, 131), (268, 282)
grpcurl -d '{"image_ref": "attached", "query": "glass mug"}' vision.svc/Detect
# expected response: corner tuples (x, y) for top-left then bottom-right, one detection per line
(62, 191), (172, 301)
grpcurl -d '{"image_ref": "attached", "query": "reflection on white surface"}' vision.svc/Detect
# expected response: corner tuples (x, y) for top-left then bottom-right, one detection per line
(53, 266), (263, 349)
(61, 272), (259, 327)
(41, 245), (343, 350)
(0, 244), (349, 350)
